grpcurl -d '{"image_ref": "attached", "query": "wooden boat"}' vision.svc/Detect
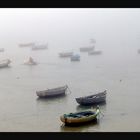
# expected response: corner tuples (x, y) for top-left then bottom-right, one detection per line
(80, 46), (94, 52)
(19, 43), (35, 47)
(59, 52), (73, 57)
(24, 57), (37, 65)
(75, 90), (107, 106)
(31, 44), (48, 50)
(70, 54), (80, 61)
(0, 48), (4, 52)
(60, 106), (100, 125)
(36, 85), (68, 98)
(0, 59), (11, 68)
(88, 50), (102, 55)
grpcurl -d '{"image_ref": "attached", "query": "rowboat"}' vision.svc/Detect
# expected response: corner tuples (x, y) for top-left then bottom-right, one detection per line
(70, 54), (80, 61)
(19, 43), (35, 47)
(31, 44), (48, 50)
(59, 52), (73, 57)
(0, 59), (11, 68)
(75, 90), (107, 106)
(24, 57), (37, 65)
(88, 50), (102, 55)
(60, 106), (100, 125)
(80, 46), (94, 52)
(36, 85), (68, 98)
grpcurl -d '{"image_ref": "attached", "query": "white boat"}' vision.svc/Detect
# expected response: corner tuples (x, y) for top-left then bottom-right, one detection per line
(19, 43), (35, 47)
(71, 54), (80, 61)
(88, 50), (102, 55)
(24, 57), (37, 65)
(0, 59), (11, 68)
(80, 46), (94, 52)
(31, 44), (48, 50)
(36, 85), (68, 98)
(0, 48), (4, 52)
(59, 52), (73, 57)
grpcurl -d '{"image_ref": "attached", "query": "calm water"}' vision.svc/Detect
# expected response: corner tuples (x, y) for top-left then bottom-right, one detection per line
(0, 8), (140, 132)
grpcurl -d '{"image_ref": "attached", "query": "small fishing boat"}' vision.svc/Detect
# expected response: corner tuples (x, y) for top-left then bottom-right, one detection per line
(75, 90), (107, 106)
(88, 50), (102, 55)
(19, 43), (35, 47)
(59, 52), (73, 57)
(60, 106), (100, 125)
(70, 54), (80, 61)
(0, 59), (11, 68)
(36, 85), (69, 98)
(24, 57), (37, 65)
(0, 48), (4, 52)
(80, 46), (94, 52)
(31, 44), (48, 50)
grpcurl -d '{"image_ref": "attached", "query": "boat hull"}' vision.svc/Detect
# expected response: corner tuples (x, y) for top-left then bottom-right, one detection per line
(0, 59), (11, 68)
(75, 91), (107, 106)
(80, 47), (94, 52)
(88, 51), (102, 55)
(76, 97), (106, 105)
(60, 108), (100, 125)
(36, 85), (68, 98)
(59, 52), (73, 57)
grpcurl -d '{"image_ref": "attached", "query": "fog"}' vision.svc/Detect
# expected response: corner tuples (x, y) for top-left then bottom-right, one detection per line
(0, 8), (140, 51)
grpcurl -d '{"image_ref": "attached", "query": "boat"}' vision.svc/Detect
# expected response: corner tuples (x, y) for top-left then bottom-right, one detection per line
(0, 59), (11, 68)
(88, 50), (102, 55)
(36, 85), (68, 98)
(60, 106), (100, 125)
(70, 54), (80, 61)
(31, 44), (48, 50)
(24, 57), (37, 65)
(75, 90), (107, 106)
(19, 43), (35, 47)
(80, 46), (94, 52)
(0, 48), (4, 52)
(59, 52), (73, 57)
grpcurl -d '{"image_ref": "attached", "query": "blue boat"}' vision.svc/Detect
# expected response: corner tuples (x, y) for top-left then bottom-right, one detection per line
(71, 54), (80, 61)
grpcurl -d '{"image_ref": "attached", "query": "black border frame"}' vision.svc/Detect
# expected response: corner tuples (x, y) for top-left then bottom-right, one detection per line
(0, 0), (140, 139)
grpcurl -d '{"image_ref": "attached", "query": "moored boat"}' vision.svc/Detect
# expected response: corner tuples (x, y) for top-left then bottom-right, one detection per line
(59, 52), (73, 57)
(19, 43), (35, 47)
(60, 106), (100, 125)
(31, 44), (48, 50)
(36, 85), (68, 98)
(24, 57), (37, 65)
(70, 54), (80, 61)
(75, 90), (107, 106)
(0, 59), (11, 68)
(88, 50), (102, 55)
(80, 46), (94, 52)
